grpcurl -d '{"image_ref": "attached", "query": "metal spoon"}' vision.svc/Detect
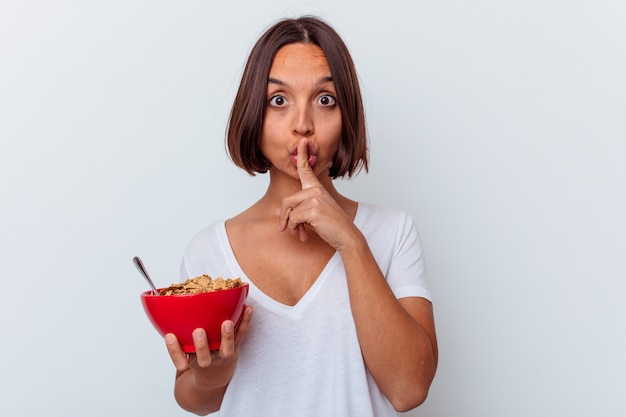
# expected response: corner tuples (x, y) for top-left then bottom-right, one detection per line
(133, 256), (160, 295)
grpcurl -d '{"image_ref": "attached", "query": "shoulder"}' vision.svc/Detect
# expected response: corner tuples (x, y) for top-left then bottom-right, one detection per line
(180, 220), (230, 277)
(356, 202), (423, 256)
(356, 202), (417, 235)
(184, 220), (227, 258)
(357, 202), (405, 216)
(185, 221), (226, 250)
(356, 202), (430, 297)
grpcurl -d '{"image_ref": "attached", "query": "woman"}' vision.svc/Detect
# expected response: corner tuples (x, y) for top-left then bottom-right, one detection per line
(165, 16), (438, 416)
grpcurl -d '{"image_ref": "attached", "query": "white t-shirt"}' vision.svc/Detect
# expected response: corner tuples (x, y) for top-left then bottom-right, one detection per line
(180, 203), (431, 417)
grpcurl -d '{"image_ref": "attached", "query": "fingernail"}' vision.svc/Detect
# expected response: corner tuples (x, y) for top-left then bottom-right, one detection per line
(224, 322), (234, 333)
(193, 329), (204, 340)
(165, 334), (176, 344)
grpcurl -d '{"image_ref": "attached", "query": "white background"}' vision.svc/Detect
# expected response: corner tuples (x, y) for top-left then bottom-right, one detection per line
(1, 1), (625, 416)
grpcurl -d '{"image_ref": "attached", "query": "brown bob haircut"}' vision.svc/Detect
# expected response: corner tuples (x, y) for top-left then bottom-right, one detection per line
(226, 16), (368, 178)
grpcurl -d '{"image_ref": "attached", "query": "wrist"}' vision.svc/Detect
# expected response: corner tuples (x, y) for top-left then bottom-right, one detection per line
(337, 227), (368, 257)
(191, 372), (229, 394)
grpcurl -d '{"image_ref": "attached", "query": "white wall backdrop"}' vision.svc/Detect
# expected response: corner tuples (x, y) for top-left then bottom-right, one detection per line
(1, 1), (625, 416)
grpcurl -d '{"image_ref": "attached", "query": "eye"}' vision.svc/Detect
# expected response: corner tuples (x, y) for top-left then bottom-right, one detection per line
(318, 94), (336, 106)
(269, 95), (288, 107)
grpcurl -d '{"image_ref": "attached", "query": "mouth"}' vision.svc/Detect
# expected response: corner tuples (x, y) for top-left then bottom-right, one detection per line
(290, 143), (318, 167)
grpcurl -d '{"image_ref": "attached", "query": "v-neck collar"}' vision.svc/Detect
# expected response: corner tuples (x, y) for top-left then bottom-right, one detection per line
(217, 203), (364, 318)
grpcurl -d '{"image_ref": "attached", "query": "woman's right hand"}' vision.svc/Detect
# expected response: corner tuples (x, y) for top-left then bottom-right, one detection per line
(165, 306), (253, 395)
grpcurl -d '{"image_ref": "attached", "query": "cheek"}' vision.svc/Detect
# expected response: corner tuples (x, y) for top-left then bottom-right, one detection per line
(259, 123), (285, 160)
(259, 118), (277, 146)
(321, 124), (342, 161)
(260, 114), (285, 141)
(329, 115), (343, 149)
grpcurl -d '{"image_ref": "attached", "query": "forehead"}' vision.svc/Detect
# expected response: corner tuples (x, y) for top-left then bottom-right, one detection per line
(269, 43), (331, 78)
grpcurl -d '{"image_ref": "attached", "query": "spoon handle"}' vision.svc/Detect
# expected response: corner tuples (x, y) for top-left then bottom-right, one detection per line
(133, 256), (160, 295)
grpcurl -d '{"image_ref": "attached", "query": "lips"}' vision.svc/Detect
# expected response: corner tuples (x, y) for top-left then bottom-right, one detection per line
(290, 154), (317, 167)
(290, 143), (317, 167)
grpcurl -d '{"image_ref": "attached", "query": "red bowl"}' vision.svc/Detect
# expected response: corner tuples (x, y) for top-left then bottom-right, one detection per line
(141, 283), (249, 352)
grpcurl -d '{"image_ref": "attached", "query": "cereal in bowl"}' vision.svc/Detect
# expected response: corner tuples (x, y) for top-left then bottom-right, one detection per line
(159, 275), (242, 295)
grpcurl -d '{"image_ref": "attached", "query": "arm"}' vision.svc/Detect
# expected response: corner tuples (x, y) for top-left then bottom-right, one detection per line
(279, 139), (437, 411)
(339, 231), (437, 411)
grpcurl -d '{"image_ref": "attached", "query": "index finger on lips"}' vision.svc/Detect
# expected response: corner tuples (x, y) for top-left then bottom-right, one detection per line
(296, 139), (320, 190)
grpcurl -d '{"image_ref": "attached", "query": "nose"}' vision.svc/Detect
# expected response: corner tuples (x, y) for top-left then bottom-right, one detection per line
(292, 103), (313, 137)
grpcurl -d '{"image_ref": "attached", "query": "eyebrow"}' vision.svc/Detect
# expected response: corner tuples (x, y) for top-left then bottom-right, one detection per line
(267, 76), (334, 87)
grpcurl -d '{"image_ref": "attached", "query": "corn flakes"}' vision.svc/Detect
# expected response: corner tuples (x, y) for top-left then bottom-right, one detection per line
(159, 275), (242, 295)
